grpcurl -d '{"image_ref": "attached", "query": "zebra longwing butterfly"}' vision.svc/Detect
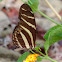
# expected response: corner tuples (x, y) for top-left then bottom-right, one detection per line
(12, 4), (36, 49)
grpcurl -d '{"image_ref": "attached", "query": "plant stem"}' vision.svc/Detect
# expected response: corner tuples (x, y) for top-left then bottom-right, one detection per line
(30, 50), (36, 54)
(37, 9), (60, 26)
(45, 0), (61, 21)
(35, 48), (45, 56)
(47, 56), (58, 62)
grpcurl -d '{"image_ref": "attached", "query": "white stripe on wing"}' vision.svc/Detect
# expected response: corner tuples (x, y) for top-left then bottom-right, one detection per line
(20, 25), (34, 48)
(21, 17), (36, 30)
(19, 31), (30, 49)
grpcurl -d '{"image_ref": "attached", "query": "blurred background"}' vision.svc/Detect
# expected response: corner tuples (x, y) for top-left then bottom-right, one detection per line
(0, 0), (62, 62)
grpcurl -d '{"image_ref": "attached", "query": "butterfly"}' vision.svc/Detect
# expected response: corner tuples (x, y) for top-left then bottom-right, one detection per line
(12, 4), (36, 50)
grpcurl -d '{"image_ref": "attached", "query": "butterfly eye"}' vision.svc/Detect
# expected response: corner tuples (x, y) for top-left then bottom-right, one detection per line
(3, 27), (7, 30)
(8, 24), (11, 27)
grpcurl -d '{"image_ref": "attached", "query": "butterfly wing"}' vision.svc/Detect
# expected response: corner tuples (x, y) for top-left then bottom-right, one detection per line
(12, 4), (36, 49)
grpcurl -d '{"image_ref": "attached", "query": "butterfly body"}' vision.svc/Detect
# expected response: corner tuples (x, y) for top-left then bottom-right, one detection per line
(12, 4), (36, 49)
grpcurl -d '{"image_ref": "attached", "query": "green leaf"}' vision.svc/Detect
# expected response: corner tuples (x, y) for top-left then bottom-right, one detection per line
(44, 25), (62, 54)
(43, 25), (60, 40)
(44, 25), (62, 51)
(44, 40), (49, 55)
(48, 25), (62, 45)
(44, 35), (62, 54)
(37, 56), (43, 61)
(44, 34), (62, 54)
(55, 33), (62, 36)
(48, 35), (62, 46)
(49, 26), (62, 38)
(28, 0), (39, 12)
(17, 52), (31, 62)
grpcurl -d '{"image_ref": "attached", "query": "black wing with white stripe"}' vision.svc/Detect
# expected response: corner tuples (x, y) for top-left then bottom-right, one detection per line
(12, 4), (36, 49)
